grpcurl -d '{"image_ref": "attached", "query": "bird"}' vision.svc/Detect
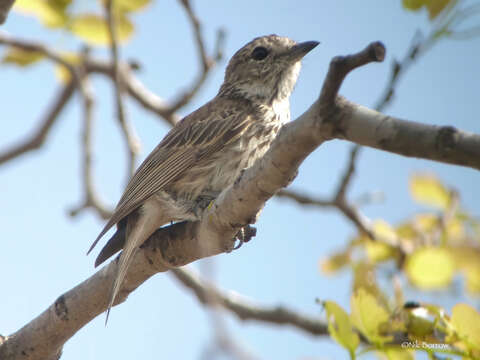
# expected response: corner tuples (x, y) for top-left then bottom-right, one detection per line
(87, 34), (319, 322)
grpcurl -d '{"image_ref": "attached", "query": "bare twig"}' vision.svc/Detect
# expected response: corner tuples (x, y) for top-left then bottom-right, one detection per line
(83, 58), (182, 125)
(319, 42), (385, 108)
(374, 32), (427, 112)
(0, 31), (82, 85)
(105, 0), (139, 178)
(335, 144), (360, 200)
(172, 268), (329, 336)
(68, 71), (112, 220)
(0, 0), (15, 24)
(170, 0), (225, 112)
(0, 81), (75, 165)
(277, 144), (374, 238)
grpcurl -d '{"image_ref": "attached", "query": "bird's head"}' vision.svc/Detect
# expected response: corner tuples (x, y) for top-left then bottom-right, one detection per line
(219, 35), (319, 104)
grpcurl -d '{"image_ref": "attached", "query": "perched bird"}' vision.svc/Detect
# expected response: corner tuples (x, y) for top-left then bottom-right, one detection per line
(88, 34), (319, 322)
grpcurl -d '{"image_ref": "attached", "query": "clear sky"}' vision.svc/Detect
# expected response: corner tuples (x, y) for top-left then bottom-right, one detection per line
(1, 1), (479, 359)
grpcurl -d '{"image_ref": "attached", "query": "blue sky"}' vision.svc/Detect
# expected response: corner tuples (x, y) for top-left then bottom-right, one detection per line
(1, 1), (479, 359)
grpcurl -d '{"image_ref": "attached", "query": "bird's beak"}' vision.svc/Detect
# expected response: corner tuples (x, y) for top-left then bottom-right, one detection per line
(285, 41), (320, 61)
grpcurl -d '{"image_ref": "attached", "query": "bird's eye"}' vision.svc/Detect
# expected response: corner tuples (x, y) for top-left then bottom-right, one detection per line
(251, 46), (269, 61)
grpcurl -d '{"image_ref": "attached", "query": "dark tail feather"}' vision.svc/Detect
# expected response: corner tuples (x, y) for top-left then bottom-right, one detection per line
(95, 225), (126, 267)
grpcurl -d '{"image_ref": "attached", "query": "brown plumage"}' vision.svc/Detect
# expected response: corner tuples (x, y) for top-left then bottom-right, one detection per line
(87, 34), (319, 322)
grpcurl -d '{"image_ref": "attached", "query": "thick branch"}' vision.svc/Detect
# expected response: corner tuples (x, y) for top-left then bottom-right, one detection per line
(328, 100), (480, 170)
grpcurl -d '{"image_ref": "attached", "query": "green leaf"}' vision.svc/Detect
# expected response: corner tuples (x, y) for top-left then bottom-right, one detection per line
(324, 301), (359, 358)
(350, 288), (392, 345)
(451, 304), (480, 353)
(99, 0), (151, 13)
(405, 247), (455, 289)
(382, 347), (414, 360)
(2, 47), (44, 67)
(409, 174), (451, 210)
(70, 14), (134, 46)
(14, 0), (71, 28)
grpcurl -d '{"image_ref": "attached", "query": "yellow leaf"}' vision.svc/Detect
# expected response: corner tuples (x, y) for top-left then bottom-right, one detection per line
(365, 241), (394, 263)
(320, 251), (350, 274)
(382, 347), (414, 360)
(324, 301), (359, 357)
(396, 222), (417, 240)
(14, 0), (70, 28)
(409, 174), (451, 210)
(451, 247), (480, 294)
(53, 52), (79, 83)
(451, 304), (480, 352)
(405, 247), (455, 289)
(426, 0), (452, 19)
(402, 0), (425, 11)
(350, 288), (392, 345)
(444, 216), (464, 242)
(70, 14), (134, 46)
(365, 220), (397, 263)
(414, 214), (438, 233)
(465, 264), (480, 294)
(99, 0), (151, 13)
(2, 47), (44, 66)
(402, 0), (454, 20)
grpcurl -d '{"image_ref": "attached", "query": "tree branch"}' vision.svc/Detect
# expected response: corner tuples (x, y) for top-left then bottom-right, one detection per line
(171, 0), (225, 112)
(171, 268), (329, 336)
(68, 73), (112, 220)
(0, 0), (15, 25)
(83, 57), (182, 125)
(2, 41), (480, 360)
(329, 99), (480, 170)
(0, 81), (75, 165)
(105, 0), (139, 178)
(277, 144), (374, 238)
(0, 41), (384, 360)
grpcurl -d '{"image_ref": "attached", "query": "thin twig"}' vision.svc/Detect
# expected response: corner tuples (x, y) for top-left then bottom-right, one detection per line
(277, 144), (374, 239)
(171, 268), (329, 337)
(0, 31), (83, 86)
(69, 55), (112, 220)
(335, 144), (360, 200)
(0, 81), (75, 165)
(170, 0), (225, 112)
(105, 0), (139, 178)
(83, 57), (182, 125)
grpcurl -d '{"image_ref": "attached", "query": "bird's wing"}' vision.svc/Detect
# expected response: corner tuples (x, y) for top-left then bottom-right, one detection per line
(88, 99), (253, 254)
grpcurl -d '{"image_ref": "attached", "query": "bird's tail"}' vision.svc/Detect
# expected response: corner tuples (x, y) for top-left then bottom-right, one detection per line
(105, 210), (156, 325)
(105, 234), (139, 324)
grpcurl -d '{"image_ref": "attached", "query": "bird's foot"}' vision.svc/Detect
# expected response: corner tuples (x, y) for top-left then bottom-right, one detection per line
(233, 225), (257, 249)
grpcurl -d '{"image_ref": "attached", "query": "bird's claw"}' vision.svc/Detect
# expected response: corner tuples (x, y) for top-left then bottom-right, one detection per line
(233, 225), (257, 249)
